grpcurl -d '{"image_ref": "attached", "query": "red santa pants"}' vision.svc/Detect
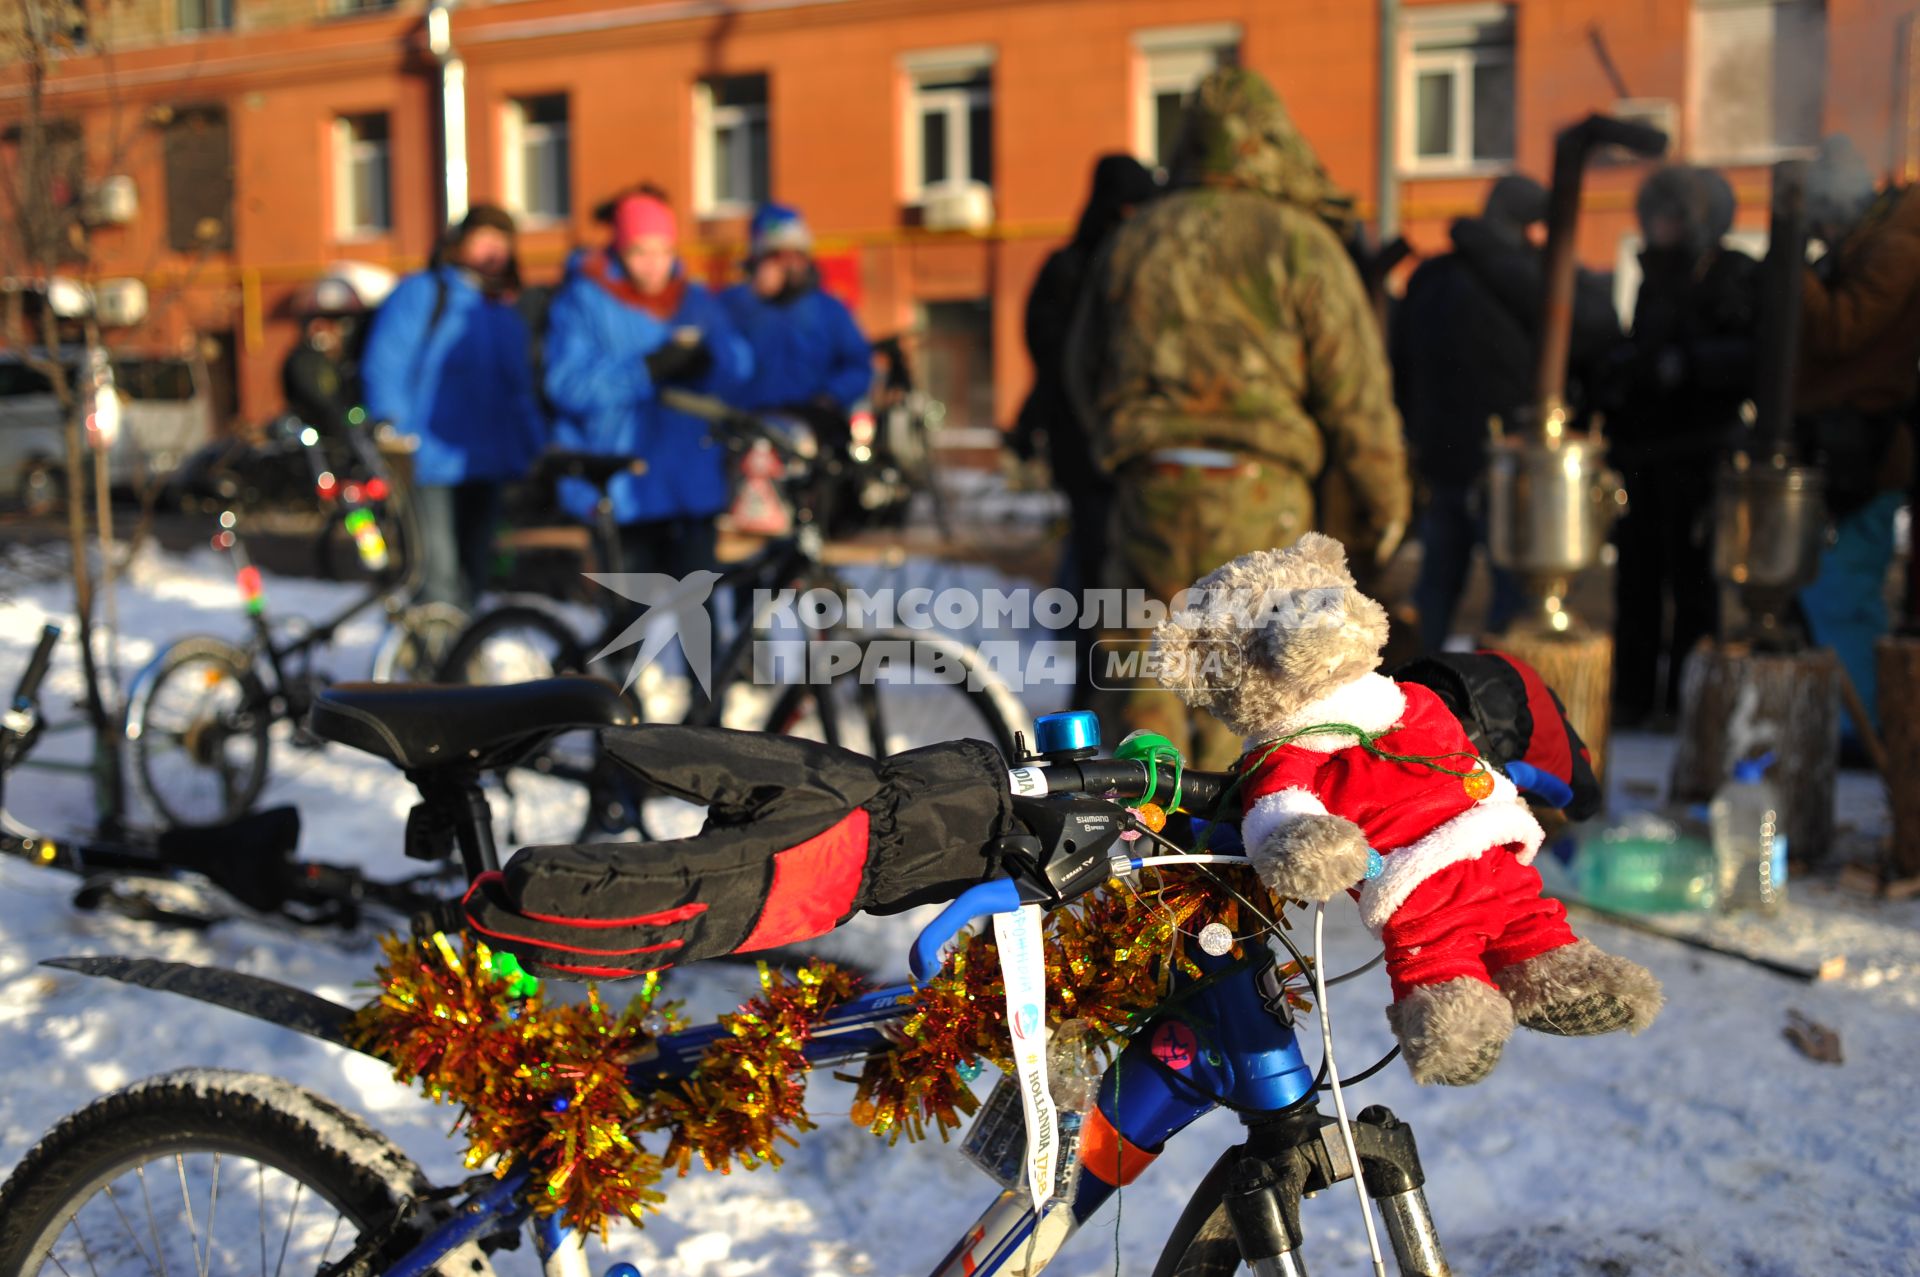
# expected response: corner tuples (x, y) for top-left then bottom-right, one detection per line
(1377, 851), (1578, 1001)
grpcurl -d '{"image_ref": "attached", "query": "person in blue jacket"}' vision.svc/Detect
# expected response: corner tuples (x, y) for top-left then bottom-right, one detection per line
(543, 188), (752, 580)
(362, 204), (544, 607)
(718, 204), (872, 426)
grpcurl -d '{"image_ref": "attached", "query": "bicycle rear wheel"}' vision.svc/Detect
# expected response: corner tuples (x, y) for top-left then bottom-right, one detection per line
(0, 1069), (493, 1277)
(757, 628), (1027, 760)
(128, 637), (272, 829)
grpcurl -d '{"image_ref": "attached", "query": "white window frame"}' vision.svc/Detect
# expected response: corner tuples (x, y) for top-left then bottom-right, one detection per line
(693, 75), (769, 216)
(1398, 4), (1516, 177)
(331, 113), (390, 240)
(1686, 0), (1826, 167)
(502, 94), (570, 225)
(900, 46), (996, 204)
(1131, 23), (1242, 167)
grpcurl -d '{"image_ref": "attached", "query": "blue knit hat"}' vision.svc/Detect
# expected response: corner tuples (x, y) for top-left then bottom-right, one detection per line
(750, 203), (812, 257)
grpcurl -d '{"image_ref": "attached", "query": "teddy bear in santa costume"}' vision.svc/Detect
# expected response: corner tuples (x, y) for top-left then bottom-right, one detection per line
(1153, 533), (1662, 1085)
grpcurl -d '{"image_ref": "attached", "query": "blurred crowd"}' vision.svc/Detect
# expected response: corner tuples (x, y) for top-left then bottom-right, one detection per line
(281, 189), (873, 610)
(1015, 67), (1920, 770)
(277, 65), (1920, 772)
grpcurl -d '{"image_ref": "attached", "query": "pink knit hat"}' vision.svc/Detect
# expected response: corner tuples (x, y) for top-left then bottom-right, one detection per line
(612, 193), (677, 251)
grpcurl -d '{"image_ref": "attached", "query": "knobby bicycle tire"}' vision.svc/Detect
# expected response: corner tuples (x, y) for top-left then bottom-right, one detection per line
(755, 627), (1028, 761)
(128, 635), (273, 829)
(1151, 1146), (1252, 1277)
(0, 1068), (494, 1277)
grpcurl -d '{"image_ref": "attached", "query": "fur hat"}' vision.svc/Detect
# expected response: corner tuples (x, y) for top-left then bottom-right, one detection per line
(1152, 533), (1390, 739)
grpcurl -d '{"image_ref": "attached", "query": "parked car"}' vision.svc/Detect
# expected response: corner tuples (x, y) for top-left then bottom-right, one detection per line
(0, 348), (215, 510)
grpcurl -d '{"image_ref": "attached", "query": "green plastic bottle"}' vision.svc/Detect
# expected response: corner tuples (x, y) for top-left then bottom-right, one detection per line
(1575, 813), (1717, 913)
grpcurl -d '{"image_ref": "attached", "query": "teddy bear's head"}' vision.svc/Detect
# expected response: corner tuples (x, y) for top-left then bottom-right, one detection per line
(1151, 533), (1390, 739)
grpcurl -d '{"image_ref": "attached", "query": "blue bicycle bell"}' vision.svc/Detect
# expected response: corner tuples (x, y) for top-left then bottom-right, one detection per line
(1033, 710), (1101, 761)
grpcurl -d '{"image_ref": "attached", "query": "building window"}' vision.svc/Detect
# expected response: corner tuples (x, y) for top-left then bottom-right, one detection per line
(902, 48), (994, 200)
(176, 0), (232, 32)
(503, 94), (570, 223)
(163, 105), (233, 251)
(1132, 24), (1241, 169)
(693, 75), (769, 215)
(1399, 5), (1515, 174)
(332, 113), (391, 238)
(1689, 0), (1825, 163)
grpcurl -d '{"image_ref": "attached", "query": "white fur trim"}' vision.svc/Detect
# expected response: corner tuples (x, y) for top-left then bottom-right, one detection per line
(1258, 673), (1407, 754)
(1241, 787), (1330, 862)
(1357, 794), (1546, 932)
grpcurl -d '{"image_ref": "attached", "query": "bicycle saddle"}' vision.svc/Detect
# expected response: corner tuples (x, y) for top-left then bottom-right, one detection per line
(307, 676), (637, 772)
(537, 450), (647, 487)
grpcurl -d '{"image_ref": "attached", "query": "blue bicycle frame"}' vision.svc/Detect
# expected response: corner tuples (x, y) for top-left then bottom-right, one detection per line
(379, 944), (1315, 1277)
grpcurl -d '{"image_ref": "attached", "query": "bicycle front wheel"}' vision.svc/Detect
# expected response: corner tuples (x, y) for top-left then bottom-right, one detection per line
(370, 601), (471, 683)
(0, 1069), (494, 1277)
(128, 636), (272, 829)
(436, 603), (615, 846)
(757, 628), (1028, 760)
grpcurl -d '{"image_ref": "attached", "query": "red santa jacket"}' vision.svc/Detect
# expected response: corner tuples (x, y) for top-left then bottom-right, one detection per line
(1238, 673), (1544, 931)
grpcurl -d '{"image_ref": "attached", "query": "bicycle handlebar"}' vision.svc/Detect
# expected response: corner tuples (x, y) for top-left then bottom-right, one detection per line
(905, 759), (1240, 981)
(12, 624), (60, 712)
(657, 388), (816, 463)
(906, 753), (1581, 983)
(1016, 758), (1233, 815)
(1503, 760), (1575, 808)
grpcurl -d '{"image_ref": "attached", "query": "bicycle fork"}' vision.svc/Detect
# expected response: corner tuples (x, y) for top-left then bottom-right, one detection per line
(1223, 1104), (1449, 1277)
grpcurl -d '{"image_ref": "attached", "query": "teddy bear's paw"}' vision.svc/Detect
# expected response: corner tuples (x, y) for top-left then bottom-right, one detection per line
(1252, 813), (1373, 903)
(1385, 977), (1515, 1086)
(1494, 939), (1665, 1037)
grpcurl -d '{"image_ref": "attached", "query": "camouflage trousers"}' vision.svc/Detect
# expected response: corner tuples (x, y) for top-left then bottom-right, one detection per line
(1086, 459), (1314, 771)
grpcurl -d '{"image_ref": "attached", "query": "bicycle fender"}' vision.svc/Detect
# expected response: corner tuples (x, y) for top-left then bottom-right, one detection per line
(41, 955), (365, 1054)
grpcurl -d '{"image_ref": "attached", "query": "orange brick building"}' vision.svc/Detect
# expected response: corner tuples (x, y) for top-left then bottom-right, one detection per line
(4, 0), (1917, 431)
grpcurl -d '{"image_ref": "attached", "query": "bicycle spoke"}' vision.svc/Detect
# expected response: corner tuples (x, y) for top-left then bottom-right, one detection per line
(175, 1156), (201, 1277)
(271, 1181), (304, 1277)
(100, 1185), (162, 1277)
(44, 1248), (76, 1277)
(258, 1164), (268, 1277)
(321, 1213), (346, 1266)
(135, 1165), (170, 1277)
(69, 1215), (103, 1277)
(196, 1154), (219, 1277)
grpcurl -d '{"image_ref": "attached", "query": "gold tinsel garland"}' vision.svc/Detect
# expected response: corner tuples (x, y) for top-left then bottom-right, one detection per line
(350, 867), (1287, 1237)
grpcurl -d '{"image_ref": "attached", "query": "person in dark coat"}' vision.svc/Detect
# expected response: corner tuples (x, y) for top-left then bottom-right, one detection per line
(362, 204), (545, 607)
(1606, 166), (1757, 727)
(1391, 176), (1620, 654)
(281, 315), (356, 439)
(1016, 156), (1158, 587)
(1015, 154), (1158, 709)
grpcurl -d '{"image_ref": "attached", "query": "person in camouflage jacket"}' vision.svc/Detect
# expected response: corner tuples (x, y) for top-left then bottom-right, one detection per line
(1068, 67), (1411, 768)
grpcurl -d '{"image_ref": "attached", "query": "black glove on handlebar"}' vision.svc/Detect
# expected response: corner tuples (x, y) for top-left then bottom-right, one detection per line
(644, 339), (715, 387)
(459, 727), (1019, 980)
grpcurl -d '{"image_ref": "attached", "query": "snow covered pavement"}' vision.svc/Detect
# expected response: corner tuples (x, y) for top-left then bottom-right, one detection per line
(1, 546), (1916, 1275)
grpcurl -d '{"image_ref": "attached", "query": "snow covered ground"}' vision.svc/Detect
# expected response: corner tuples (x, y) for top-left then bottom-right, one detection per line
(1, 543), (1917, 1276)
